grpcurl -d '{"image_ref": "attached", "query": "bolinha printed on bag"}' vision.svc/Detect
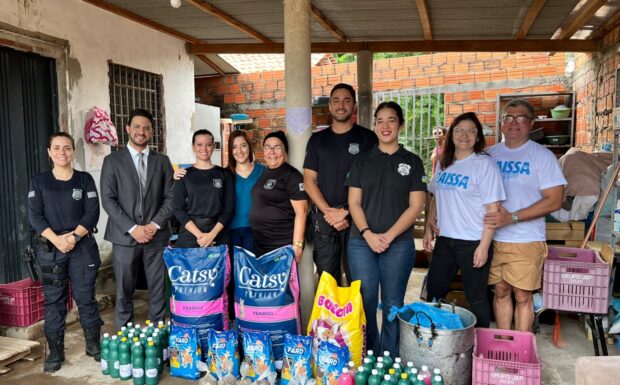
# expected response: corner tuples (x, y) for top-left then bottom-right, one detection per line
(308, 272), (366, 367)
(234, 245), (300, 363)
(164, 244), (231, 361)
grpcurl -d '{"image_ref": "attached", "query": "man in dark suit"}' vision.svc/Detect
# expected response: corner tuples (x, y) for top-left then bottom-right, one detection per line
(100, 108), (174, 328)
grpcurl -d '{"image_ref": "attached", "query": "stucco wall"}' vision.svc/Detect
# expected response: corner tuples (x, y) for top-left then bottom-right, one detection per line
(0, 0), (195, 266)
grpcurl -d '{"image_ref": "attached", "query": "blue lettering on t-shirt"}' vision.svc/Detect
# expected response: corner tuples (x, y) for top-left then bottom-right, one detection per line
(436, 172), (469, 190)
(496, 161), (530, 179)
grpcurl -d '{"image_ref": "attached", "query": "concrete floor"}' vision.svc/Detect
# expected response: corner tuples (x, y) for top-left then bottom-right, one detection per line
(1, 268), (617, 385)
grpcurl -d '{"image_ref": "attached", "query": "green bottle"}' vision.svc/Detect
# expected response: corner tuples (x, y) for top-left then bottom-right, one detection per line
(366, 350), (377, 366)
(364, 357), (374, 373)
(121, 326), (128, 337)
(119, 337), (132, 380)
(392, 363), (402, 378)
(157, 323), (168, 362)
(380, 374), (392, 385)
(109, 335), (120, 378)
(145, 341), (158, 385)
(146, 320), (155, 336)
(132, 341), (145, 385)
(101, 333), (111, 375)
(355, 366), (368, 385)
(140, 333), (147, 348)
(382, 351), (393, 370)
(376, 357), (384, 369)
(414, 375), (426, 385)
(152, 332), (163, 373)
(397, 373), (410, 385)
(127, 322), (134, 329)
(404, 362), (415, 377)
(375, 362), (385, 378)
(368, 369), (382, 385)
(431, 375), (444, 385)
(388, 369), (397, 383)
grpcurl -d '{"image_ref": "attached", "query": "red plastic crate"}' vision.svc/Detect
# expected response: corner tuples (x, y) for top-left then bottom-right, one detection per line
(543, 246), (609, 314)
(0, 278), (74, 327)
(473, 328), (541, 385)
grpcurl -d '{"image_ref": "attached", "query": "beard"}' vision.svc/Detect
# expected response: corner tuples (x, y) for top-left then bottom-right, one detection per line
(332, 111), (353, 123)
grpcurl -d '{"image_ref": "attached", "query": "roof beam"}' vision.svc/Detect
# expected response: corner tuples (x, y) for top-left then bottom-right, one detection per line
(589, 9), (620, 40)
(415, 0), (433, 40)
(310, 4), (348, 42)
(196, 54), (226, 75)
(551, 0), (607, 40)
(82, 0), (199, 43)
(186, 0), (272, 43)
(190, 39), (599, 54)
(515, 0), (546, 39)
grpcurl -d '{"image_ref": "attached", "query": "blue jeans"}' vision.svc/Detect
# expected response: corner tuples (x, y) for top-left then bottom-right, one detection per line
(348, 237), (415, 357)
(229, 227), (255, 253)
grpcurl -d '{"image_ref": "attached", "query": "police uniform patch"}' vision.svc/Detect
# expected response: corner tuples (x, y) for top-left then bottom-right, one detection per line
(397, 163), (411, 176)
(299, 183), (305, 192)
(28, 191), (35, 198)
(87, 191), (97, 198)
(72, 189), (83, 200)
(264, 179), (277, 190)
(213, 178), (223, 188)
(348, 143), (360, 155)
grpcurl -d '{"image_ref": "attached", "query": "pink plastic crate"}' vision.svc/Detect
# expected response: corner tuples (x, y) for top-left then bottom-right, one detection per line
(543, 246), (609, 314)
(473, 328), (541, 385)
(0, 278), (74, 327)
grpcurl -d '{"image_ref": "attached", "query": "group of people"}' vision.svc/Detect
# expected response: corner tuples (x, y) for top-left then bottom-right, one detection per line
(27, 82), (565, 373)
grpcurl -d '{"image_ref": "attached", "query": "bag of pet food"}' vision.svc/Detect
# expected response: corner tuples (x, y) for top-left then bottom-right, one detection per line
(315, 341), (349, 385)
(168, 324), (201, 380)
(234, 245), (300, 363)
(308, 272), (366, 367)
(207, 329), (240, 379)
(164, 244), (230, 361)
(281, 334), (313, 385)
(242, 331), (276, 382)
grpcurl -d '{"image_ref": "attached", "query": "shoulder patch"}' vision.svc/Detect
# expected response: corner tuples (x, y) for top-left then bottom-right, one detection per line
(87, 191), (98, 198)
(28, 191), (35, 198)
(299, 183), (305, 192)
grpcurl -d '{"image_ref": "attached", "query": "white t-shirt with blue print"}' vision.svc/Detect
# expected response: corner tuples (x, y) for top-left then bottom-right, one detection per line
(487, 140), (567, 242)
(429, 153), (506, 241)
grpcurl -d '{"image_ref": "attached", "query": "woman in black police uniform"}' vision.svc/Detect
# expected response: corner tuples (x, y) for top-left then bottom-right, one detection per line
(173, 129), (235, 248)
(347, 101), (426, 357)
(28, 132), (102, 372)
(250, 131), (308, 262)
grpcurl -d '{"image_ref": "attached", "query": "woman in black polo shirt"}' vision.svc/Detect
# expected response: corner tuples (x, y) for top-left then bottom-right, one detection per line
(346, 101), (426, 356)
(250, 130), (308, 261)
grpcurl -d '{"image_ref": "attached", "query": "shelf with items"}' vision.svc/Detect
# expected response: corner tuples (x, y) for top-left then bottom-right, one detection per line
(496, 92), (575, 157)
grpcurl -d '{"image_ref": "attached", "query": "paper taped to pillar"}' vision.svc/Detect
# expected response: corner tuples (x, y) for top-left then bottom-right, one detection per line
(164, 244), (231, 361)
(308, 272), (366, 366)
(286, 107), (312, 135)
(83, 106), (118, 145)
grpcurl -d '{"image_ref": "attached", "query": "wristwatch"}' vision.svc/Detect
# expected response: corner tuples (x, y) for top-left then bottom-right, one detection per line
(72, 233), (82, 242)
(511, 213), (520, 224)
(292, 240), (304, 249)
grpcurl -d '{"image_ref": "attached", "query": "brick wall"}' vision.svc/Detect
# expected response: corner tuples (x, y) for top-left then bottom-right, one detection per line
(197, 52), (570, 157)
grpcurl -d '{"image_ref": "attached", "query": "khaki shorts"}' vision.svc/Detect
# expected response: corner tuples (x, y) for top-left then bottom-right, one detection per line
(488, 241), (548, 291)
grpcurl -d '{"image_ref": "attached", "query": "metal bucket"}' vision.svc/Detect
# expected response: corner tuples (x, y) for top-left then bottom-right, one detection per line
(398, 303), (476, 385)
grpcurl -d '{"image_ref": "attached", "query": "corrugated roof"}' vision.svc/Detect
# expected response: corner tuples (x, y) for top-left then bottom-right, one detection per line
(219, 53), (332, 73)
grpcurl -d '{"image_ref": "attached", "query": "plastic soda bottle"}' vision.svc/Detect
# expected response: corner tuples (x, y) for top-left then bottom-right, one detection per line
(432, 369), (441, 378)
(419, 366), (431, 385)
(431, 375), (443, 385)
(338, 367), (355, 385)
(101, 333), (111, 375)
(364, 357), (374, 372)
(152, 332), (163, 373)
(404, 362), (414, 377)
(392, 363), (402, 377)
(140, 333), (147, 348)
(157, 323), (168, 362)
(368, 369), (382, 385)
(145, 341), (158, 385)
(119, 337), (132, 380)
(375, 362), (386, 378)
(367, 350), (377, 366)
(376, 357), (384, 368)
(127, 322), (133, 329)
(355, 366), (369, 385)
(121, 326), (128, 337)
(382, 352), (393, 369)
(380, 374), (392, 385)
(398, 373), (411, 385)
(109, 335), (120, 378)
(132, 341), (145, 385)
(146, 320), (155, 336)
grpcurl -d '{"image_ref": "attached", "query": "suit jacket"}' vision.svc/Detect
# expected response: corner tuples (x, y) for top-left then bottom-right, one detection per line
(100, 146), (174, 246)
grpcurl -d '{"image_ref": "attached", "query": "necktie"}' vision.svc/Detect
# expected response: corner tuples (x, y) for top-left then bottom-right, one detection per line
(137, 152), (147, 191)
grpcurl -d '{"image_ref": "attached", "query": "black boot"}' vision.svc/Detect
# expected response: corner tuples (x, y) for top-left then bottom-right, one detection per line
(44, 331), (64, 373)
(83, 326), (101, 362)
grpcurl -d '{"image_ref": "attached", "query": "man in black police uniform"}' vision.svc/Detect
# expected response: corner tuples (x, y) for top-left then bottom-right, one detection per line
(28, 132), (103, 372)
(100, 109), (174, 328)
(303, 83), (377, 283)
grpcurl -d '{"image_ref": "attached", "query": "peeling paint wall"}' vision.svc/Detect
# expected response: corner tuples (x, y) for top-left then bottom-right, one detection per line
(0, 0), (195, 264)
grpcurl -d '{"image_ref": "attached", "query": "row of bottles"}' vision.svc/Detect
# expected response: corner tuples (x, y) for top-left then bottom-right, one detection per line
(100, 320), (170, 384)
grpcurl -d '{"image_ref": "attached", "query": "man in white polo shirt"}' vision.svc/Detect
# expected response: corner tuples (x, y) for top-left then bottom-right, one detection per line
(485, 98), (566, 332)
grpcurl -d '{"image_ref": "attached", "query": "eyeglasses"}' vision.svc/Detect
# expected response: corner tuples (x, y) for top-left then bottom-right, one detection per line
(263, 145), (284, 153)
(502, 115), (531, 124)
(453, 127), (477, 135)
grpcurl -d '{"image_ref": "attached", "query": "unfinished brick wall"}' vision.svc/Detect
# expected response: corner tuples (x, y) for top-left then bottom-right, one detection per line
(196, 52), (570, 156)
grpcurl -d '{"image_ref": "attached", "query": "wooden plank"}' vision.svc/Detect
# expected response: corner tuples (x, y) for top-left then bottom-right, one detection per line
(186, 0), (272, 43)
(0, 336), (40, 374)
(310, 4), (349, 42)
(196, 54), (226, 75)
(415, 0), (433, 40)
(515, 0), (546, 39)
(546, 221), (585, 231)
(189, 39), (599, 54)
(82, 0), (200, 43)
(551, 0), (607, 40)
(589, 9), (620, 40)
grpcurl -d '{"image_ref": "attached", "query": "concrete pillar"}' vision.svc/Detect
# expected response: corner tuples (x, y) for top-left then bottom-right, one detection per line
(357, 50), (374, 129)
(284, 0), (314, 332)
